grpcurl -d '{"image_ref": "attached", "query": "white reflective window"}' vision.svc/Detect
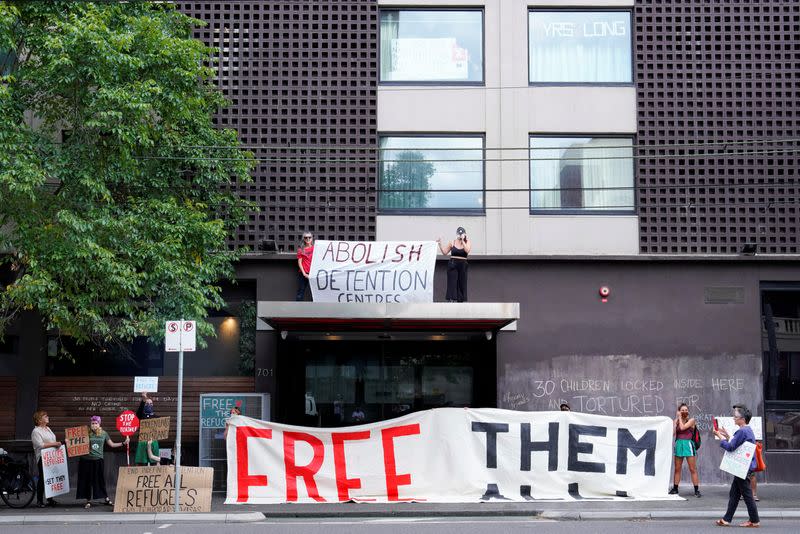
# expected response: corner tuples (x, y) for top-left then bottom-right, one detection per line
(529, 11), (632, 83)
(530, 137), (634, 212)
(380, 10), (483, 83)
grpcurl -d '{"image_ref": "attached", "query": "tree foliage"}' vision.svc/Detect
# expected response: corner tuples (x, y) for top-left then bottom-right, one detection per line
(0, 1), (254, 350)
(380, 151), (434, 209)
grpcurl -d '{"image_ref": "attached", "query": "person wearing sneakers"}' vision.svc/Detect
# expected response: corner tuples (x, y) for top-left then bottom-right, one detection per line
(714, 404), (760, 528)
(76, 416), (128, 509)
(669, 402), (701, 497)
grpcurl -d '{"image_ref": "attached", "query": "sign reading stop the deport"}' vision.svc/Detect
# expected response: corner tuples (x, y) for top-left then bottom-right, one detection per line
(165, 320), (196, 352)
(116, 410), (139, 437)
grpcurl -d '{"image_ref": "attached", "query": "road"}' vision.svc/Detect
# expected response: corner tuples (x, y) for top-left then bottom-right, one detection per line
(6, 518), (800, 534)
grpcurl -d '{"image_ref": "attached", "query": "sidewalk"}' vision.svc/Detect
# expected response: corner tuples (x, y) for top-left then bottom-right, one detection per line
(3, 484), (800, 524)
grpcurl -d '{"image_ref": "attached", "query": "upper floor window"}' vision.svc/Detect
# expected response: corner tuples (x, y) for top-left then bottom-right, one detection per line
(529, 10), (632, 84)
(380, 9), (484, 83)
(530, 136), (634, 213)
(1, 48), (17, 76)
(379, 135), (484, 212)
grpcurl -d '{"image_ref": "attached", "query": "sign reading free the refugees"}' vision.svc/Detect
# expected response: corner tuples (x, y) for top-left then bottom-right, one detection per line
(309, 240), (437, 303)
(225, 408), (675, 504)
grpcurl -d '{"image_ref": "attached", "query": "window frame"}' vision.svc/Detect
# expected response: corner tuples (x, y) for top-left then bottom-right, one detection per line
(528, 133), (637, 215)
(378, 7), (486, 86)
(527, 8), (635, 86)
(377, 132), (487, 216)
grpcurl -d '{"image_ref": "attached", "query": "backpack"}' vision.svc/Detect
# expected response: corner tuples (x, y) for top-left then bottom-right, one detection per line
(691, 426), (702, 450)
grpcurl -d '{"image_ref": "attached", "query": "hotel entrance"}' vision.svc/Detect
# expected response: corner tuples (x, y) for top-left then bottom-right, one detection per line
(277, 334), (496, 426)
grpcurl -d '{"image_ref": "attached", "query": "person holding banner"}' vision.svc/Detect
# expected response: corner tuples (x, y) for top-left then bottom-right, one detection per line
(669, 403), (701, 497)
(437, 226), (472, 302)
(135, 392), (160, 466)
(295, 231), (315, 301)
(714, 404), (760, 528)
(77, 416), (129, 509)
(31, 410), (61, 507)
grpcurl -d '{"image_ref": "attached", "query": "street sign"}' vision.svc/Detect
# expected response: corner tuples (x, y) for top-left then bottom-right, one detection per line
(165, 320), (196, 352)
(116, 410), (139, 437)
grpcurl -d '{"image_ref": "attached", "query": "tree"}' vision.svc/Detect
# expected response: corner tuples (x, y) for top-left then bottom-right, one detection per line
(0, 1), (254, 351)
(380, 151), (435, 209)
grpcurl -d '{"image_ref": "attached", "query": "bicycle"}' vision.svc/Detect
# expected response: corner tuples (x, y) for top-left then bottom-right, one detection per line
(0, 449), (36, 509)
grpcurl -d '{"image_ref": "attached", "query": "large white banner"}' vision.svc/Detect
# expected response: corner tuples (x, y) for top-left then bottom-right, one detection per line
(225, 408), (675, 503)
(309, 240), (437, 303)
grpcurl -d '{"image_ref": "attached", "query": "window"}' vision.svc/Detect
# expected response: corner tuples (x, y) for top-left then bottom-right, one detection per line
(762, 286), (800, 450)
(379, 136), (484, 212)
(380, 10), (483, 83)
(529, 136), (634, 212)
(529, 11), (632, 83)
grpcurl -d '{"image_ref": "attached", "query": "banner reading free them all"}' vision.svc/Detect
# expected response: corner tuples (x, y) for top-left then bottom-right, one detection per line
(225, 408), (677, 503)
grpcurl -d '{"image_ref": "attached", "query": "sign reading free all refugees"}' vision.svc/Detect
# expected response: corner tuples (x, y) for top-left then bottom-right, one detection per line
(225, 408), (676, 504)
(309, 240), (437, 303)
(114, 466), (213, 513)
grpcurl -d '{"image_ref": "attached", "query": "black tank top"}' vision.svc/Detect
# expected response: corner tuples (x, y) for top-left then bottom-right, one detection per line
(451, 245), (468, 258)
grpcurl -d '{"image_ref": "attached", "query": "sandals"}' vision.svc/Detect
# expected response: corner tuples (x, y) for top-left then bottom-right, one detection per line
(104, 498), (113, 506)
(715, 519), (730, 527)
(84, 502), (91, 509)
(739, 521), (760, 528)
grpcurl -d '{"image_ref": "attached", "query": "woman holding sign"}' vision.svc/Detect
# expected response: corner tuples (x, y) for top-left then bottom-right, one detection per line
(76, 416), (129, 509)
(31, 410), (61, 507)
(670, 403), (701, 497)
(135, 392), (160, 465)
(714, 404), (760, 528)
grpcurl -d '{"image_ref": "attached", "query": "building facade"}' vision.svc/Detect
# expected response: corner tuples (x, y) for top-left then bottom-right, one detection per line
(2, 0), (799, 486)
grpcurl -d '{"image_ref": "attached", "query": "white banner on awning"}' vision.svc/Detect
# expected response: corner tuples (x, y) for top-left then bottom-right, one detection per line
(225, 408), (676, 504)
(309, 240), (437, 303)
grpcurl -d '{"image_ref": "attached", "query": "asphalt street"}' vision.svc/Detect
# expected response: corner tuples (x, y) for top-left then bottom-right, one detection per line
(3, 518), (800, 534)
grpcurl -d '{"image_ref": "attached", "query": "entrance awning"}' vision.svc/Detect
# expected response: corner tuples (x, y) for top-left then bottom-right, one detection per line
(258, 302), (519, 332)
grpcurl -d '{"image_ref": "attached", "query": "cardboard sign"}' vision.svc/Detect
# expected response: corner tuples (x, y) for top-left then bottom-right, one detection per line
(309, 240), (437, 303)
(42, 445), (70, 498)
(225, 408), (676, 503)
(64, 426), (90, 457)
(114, 466), (213, 513)
(117, 410), (140, 437)
(134, 376), (159, 393)
(139, 417), (170, 441)
(719, 440), (756, 479)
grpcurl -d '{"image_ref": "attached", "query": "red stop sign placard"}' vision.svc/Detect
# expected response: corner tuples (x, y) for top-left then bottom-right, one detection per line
(116, 410), (139, 436)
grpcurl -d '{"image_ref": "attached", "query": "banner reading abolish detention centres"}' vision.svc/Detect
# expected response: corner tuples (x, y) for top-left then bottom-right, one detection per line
(309, 240), (437, 303)
(225, 408), (676, 503)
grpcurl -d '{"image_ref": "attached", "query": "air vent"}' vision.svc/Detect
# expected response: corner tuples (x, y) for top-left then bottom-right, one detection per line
(704, 287), (745, 304)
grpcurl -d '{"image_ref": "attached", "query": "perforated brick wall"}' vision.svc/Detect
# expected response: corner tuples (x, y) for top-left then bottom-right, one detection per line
(178, 1), (378, 252)
(635, 1), (800, 254)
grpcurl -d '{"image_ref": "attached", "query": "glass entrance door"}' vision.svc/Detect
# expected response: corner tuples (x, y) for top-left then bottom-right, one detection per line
(277, 336), (495, 427)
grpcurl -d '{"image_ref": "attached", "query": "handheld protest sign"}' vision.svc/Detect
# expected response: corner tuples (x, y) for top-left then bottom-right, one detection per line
(116, 410), (140, 436)
(42, 445), (70, 499)
(65, 426), (90, 457)
(139, 416), (170, 442)
(117, 411), (139, 465)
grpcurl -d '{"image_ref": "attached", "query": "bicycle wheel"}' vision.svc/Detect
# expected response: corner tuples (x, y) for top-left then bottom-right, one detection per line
(1, 470), (36, 508)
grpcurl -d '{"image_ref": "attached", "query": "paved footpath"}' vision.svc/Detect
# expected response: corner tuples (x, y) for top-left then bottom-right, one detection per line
(2, 484), (800, 524)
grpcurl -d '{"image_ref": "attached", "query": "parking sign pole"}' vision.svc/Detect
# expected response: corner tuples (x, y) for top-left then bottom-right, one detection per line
(174, 319), (184, 513)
